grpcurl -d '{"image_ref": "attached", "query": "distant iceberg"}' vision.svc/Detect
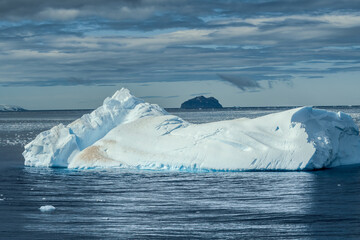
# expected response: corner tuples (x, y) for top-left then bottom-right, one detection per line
(0, 104), (26, 112)
(23, 88), (360, 171)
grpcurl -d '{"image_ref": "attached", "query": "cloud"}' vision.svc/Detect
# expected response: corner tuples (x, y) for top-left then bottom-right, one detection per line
(140, 95), (179, 99)
(217, 73), (294, 91)
(217, 74), (261, 91)
(190, 92), (211, 96)
(37, 8), (80, 21)
(0, 0), (359, 22)
(305, 75), (324, 79)
(0, 0), (359, 89)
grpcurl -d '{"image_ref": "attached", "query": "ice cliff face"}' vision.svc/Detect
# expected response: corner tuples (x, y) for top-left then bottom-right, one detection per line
(23, 88), (360, 171)
(23, 88), (167, 167)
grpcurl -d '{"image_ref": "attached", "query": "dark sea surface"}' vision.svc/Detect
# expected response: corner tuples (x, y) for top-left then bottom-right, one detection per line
(1, 107), (360, 239)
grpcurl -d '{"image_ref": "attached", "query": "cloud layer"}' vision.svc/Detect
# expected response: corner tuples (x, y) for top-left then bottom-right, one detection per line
(0, 0), (359, 90)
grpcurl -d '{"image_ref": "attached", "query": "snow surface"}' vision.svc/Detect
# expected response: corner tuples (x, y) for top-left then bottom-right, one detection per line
(23, 88), (166, 167)
(23, 88), (360, 171)
(39, 205), (56, 212)
(0, 104), (26, 112)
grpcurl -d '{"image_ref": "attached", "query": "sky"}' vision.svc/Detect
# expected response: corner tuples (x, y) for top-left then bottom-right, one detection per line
(0, 0), (359, 109)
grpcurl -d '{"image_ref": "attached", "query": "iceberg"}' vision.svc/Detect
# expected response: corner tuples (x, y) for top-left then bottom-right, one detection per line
(0, 104), (26, 112)
(39, 205), (56, 212)
(23, 88), (360, 171)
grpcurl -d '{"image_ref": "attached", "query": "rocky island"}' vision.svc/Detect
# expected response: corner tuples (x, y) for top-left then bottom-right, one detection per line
(180, 96), (223, 109)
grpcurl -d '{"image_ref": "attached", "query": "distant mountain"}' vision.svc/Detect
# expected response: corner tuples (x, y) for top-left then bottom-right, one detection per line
(0, 104), (26, 112)
(181, 96), (223, 109)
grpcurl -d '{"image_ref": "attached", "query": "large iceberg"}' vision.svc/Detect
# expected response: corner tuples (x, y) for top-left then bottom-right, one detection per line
(23, 88), (360, 171)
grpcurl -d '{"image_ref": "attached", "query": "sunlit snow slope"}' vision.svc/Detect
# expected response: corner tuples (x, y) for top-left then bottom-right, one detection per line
(23, 88), (360, 171)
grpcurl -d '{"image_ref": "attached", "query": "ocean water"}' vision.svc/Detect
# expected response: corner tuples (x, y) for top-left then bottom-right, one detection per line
(1, 107), (360, 239)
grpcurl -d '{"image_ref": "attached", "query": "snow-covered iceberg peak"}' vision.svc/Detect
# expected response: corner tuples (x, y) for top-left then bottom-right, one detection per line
(23, 88), (167, 167)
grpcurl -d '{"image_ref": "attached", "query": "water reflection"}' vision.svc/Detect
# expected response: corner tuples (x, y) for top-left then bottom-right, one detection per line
(306, 167), (360, 239)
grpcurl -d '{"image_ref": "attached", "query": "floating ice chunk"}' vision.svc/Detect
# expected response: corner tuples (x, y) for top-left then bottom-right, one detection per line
(39, 205), (56, 212)
(23, 88), (360, 171)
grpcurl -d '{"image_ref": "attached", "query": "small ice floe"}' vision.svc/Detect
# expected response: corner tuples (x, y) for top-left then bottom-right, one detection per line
(42, 197), (46, 200)
(39, 205), (56, 212)
(0, 198), (5, 201)
(337, 184), (341, 187)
